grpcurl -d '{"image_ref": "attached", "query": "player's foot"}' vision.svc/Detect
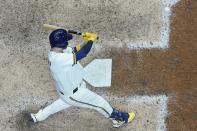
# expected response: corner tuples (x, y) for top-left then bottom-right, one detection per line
(112, 112), (135, 128)
(29, 113), (38, 124)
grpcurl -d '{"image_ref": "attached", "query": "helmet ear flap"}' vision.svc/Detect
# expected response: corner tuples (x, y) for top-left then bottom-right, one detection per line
(67, 33), (73, 41)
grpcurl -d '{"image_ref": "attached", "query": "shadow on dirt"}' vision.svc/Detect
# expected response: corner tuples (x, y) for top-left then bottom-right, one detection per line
(15, 111), (37, 131)
(14, 110), (61, 131)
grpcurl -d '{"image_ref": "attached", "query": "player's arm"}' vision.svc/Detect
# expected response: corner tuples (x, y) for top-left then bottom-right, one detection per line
(73, 32), (97, 61)
(73, 41), (93, 61)
(73, 41), (89, 53)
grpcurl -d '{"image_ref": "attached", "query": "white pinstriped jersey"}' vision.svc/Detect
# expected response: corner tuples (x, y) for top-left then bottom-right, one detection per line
(48, 47), (84, 96)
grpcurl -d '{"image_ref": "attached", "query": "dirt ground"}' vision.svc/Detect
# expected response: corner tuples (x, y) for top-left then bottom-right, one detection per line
(110, 0), (197, 130)
(0, 0), (197, 131)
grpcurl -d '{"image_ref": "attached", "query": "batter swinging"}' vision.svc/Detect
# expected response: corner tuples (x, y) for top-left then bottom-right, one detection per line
(29, 29), (135, 128)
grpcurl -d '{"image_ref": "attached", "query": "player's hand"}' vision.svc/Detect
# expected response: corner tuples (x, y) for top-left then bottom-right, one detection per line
(83, 32), (98, 42)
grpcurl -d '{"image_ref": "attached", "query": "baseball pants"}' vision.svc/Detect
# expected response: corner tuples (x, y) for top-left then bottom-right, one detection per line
(35, 82), (113, 121)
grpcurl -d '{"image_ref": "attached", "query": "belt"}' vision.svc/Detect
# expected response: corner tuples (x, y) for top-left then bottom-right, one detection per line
(59, 87), (78, 95)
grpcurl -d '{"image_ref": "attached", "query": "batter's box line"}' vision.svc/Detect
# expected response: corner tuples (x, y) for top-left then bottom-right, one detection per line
(126, 0), (180, 50)
(101, 95), (168, 131)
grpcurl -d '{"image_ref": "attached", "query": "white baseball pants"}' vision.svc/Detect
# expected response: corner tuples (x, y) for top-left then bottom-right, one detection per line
(35, 82), (113, 121)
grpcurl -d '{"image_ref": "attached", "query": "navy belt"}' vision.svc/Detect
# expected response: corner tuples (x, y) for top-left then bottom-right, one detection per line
(73, 88), (78, 94)
(59, 87), (78, 95)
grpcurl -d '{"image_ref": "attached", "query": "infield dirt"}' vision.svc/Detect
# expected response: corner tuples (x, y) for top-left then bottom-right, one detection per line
(0, 0), (196, 131)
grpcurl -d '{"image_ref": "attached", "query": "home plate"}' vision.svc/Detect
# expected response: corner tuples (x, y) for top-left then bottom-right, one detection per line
(83, 59), (112, 87)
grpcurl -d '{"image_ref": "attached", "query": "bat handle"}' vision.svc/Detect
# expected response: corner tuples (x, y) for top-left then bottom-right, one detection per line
(68, 30), (99, 40)
(68, 30), (82, 35)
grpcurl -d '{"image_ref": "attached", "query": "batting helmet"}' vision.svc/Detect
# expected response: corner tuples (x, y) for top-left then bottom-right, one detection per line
(49, 29), (73, 48)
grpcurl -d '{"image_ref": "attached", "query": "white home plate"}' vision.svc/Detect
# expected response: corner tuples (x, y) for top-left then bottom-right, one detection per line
(83, 59), (112, 87)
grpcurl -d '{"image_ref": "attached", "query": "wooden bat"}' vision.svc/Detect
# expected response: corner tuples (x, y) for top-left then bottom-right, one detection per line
(43, 24), (82, 35)
(43, 24), (98, 39)
(43, 24), (61, 30)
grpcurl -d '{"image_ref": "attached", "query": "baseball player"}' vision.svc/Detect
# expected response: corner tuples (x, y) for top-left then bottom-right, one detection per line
(29, 29), (135, 128)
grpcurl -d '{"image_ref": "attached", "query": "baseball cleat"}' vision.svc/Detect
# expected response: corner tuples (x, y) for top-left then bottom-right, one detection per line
(29, 113), (38, 124)
(112, 112), (135, 128)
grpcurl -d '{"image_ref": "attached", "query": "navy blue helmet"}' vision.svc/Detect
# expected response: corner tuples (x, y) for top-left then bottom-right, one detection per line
(49, 29), (73, 48)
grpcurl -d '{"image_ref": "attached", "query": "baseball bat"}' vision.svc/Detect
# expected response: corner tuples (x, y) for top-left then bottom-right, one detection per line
(43, 24), (99, 39)
(43, 24), (61, 30)
(43, 24), (82, 35)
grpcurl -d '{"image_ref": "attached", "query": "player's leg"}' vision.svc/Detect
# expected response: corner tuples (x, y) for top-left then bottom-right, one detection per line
(29, 98), (71, 123)
(69, 84), (135, 127)
(70, 89), (113, 117)
(67, 82), (113, 117)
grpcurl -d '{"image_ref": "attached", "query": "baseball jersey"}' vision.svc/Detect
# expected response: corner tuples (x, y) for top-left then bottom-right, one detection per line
(48, 47), (84, 96)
